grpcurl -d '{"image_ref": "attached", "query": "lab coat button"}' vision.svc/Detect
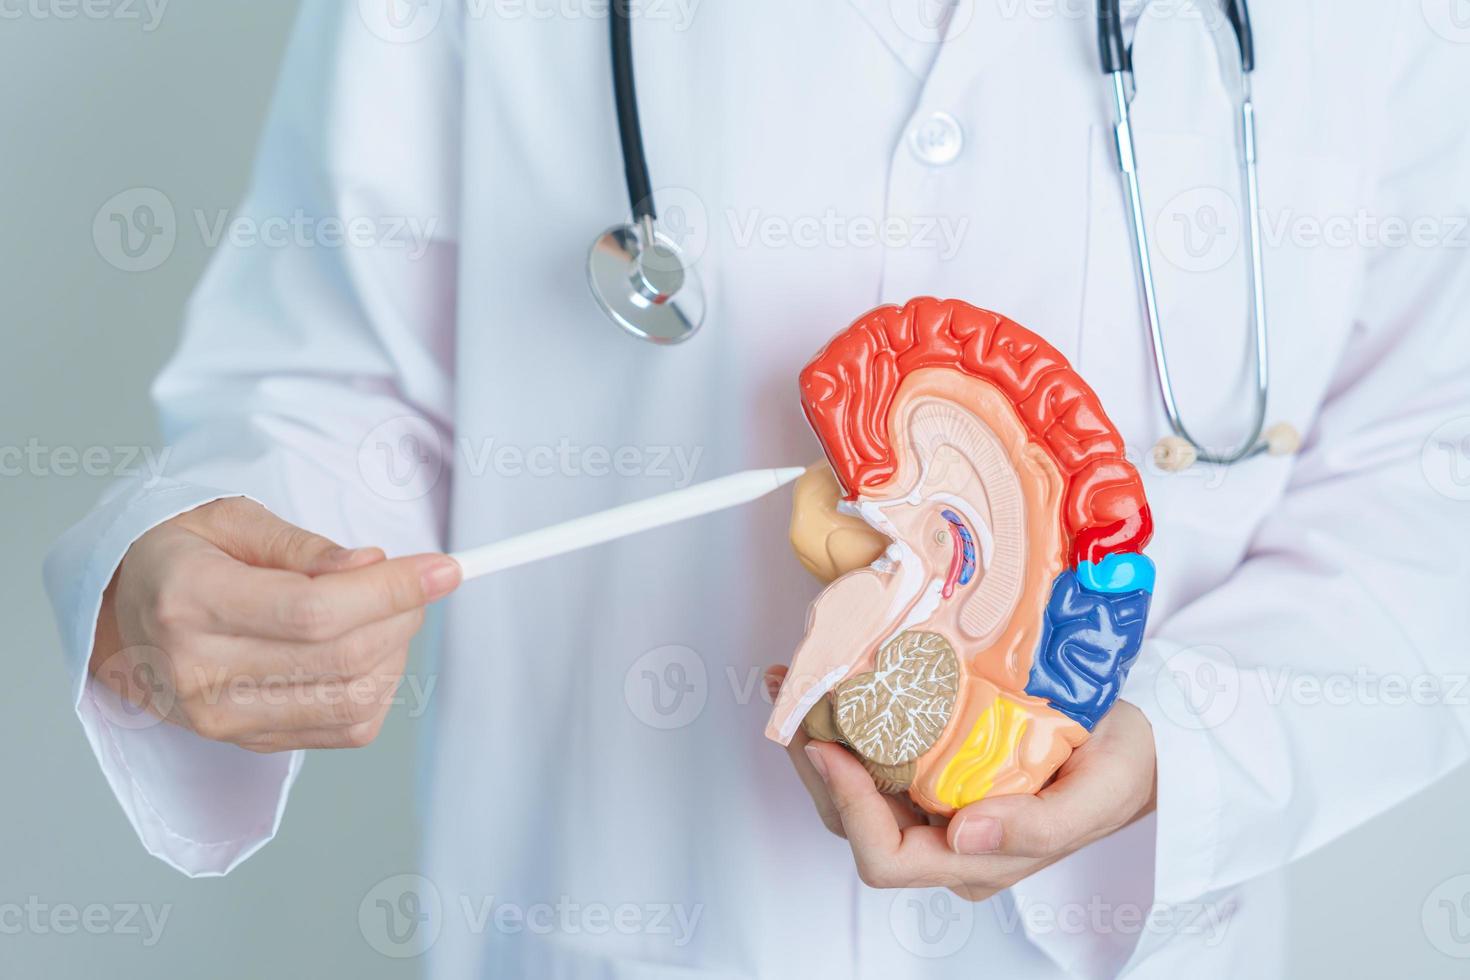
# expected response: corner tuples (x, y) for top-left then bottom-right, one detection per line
(909, 112), (964, 166)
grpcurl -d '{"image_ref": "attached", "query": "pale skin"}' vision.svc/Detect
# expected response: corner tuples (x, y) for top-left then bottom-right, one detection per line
(767, 665), (1156, 901)
(90, 497), (461, 752)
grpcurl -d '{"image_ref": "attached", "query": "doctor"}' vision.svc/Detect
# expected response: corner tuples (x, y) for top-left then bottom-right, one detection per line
(47, 1), (1470, 976)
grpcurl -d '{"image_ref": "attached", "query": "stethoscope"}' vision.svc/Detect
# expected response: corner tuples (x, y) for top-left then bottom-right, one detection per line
(586, 0), (1298, 470)
(585, 8), (705, 346)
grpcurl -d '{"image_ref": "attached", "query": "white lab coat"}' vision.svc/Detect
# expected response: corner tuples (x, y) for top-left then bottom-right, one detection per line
(45, 1), (1470, 976)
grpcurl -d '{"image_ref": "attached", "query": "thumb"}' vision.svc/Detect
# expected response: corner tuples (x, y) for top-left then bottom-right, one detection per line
(196, 499), (385, 575)
(946, 750), (1140, 859)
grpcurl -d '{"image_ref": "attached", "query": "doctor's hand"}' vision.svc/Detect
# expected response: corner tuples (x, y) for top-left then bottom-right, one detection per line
(89, 497), (461, 752)
(765, 666), (1157, 901)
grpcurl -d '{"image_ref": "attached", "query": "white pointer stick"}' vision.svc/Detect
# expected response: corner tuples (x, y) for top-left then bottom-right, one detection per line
(451, 466), (808, 581)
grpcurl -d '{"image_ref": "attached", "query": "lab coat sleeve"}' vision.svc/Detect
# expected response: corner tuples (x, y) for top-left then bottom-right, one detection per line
(42, 2), (463, 877)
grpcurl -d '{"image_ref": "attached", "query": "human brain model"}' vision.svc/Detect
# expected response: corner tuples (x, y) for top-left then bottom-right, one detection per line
(766, 297), (1155, 816)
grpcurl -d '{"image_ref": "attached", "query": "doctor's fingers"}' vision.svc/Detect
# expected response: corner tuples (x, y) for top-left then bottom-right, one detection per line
(172, 647), (411, 744)
(235, 716), (392, 754)
(177, 551), (460, 643)
(802, 741), (959, 889)
(946, 703), (1158, 860)
(174, 497), (386, 576)
(166, 607), (425, 691)
(765, 667), (923, 839)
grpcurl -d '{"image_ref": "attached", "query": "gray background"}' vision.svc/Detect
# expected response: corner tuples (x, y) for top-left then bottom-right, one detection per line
(2, 4), (1468, 978)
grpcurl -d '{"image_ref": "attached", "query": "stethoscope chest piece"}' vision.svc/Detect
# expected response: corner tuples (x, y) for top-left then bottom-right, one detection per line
(587, 219), (705, 345)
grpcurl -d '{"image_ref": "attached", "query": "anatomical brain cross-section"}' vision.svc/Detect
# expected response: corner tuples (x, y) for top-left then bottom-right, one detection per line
(768, 297), (1156, 817)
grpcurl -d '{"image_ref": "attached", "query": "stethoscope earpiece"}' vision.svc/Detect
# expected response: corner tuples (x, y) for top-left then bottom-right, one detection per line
(1151, 436), (1198, 473)
(1262, 421), (1301, 456)
(1152, 420), (1300, 473)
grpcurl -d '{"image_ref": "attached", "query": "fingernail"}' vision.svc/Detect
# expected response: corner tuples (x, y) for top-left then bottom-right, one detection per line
(421, 558), (462, 601)
(325, 547), (367, 567)
(952, 816), (1003, 855)
(763, 670), (782, 701)
(804, 743), (830, 784)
